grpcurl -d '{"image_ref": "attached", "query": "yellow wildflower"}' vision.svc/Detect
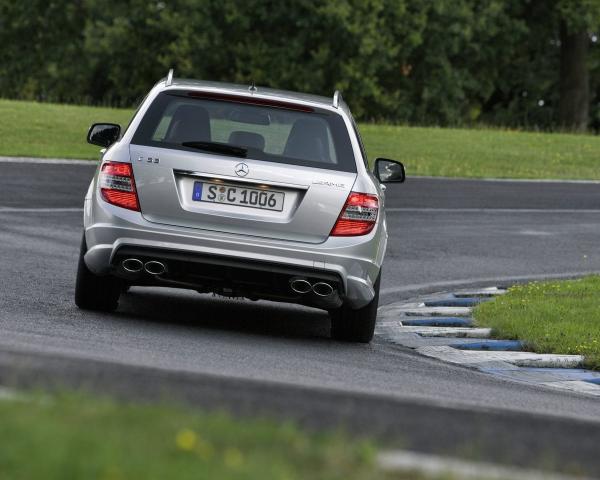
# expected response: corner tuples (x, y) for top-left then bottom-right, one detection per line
(176, 429), (197, 451)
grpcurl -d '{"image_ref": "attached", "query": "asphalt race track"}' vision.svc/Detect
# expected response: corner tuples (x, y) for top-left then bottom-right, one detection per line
(2, 160), (600, 474)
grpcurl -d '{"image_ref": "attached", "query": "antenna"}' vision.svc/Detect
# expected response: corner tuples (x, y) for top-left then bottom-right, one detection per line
(165, 68), (174, 87)
(332, 90), (342, 108)
(248, 81), (257, 94)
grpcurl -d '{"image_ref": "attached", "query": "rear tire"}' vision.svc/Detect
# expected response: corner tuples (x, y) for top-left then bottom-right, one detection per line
(75, 234), (121, 312)
(330, 272), (380, 343)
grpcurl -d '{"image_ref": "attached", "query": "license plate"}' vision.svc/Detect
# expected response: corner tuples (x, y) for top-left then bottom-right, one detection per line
(192, 182), (285, 211)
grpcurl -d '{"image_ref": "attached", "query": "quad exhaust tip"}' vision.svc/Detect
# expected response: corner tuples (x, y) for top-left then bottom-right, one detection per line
(312, 282), (334, 297)
(290, 278), (335, 297)
(144, 260), (167, 275)
(121, 258), (167, 275)
(122, 258), (143, 273)
(290, 278), (312, 294)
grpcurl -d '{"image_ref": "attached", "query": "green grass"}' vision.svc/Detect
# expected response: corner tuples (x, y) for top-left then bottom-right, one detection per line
(361, 124), (600, 180)
(0, 99), (132, 159)
(0, 391), (449, 480)
(2, 98), (600, 179)
(475, 276), (600, 369)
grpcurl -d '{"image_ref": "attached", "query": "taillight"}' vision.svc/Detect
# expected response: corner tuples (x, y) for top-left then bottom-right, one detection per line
(99, 161), (140, 211)
(330, 192), (379, 236)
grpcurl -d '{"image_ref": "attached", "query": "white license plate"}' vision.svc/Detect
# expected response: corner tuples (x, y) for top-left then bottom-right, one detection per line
(192, 181), (285, 211)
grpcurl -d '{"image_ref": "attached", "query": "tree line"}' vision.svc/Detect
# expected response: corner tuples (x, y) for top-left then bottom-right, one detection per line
(1, 0), (599, 130)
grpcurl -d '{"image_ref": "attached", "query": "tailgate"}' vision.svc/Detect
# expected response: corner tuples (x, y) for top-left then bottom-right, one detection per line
(130, 145), (356, 244)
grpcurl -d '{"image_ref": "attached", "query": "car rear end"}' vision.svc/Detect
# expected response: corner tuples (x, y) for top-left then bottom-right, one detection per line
(80, 80), (387, 340)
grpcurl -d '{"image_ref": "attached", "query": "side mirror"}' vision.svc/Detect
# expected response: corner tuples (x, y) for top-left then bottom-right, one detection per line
(374, 158), (406, 183)
(87, 123), (121, 147)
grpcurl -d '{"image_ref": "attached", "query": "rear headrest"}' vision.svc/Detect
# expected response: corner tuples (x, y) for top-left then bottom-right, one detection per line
(283, 118), (331, 163)
(228, 131), (265, 151)
(164, 104), (211, 144)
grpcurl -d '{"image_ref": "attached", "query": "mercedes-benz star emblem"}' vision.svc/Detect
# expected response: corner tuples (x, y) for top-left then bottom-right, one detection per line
(235, 163), (249, 177)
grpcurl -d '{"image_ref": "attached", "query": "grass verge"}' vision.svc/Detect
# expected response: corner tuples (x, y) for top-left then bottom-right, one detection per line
(0, 99), (132, 160)
(360, 124), (600, 180)
(474, 276), (600, 369)
(3, 98), (600, 180)
(0, 391), (443, 480)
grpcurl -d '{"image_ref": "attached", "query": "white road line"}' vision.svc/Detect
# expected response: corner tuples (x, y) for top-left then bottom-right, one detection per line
(387, 207), (600, 213)
(0, 207), (83, 213)
(380, 272), (600, 296)
(411, 174), (600, 185)
(377, 449), (594, 480)
(0, 156), (94, 165)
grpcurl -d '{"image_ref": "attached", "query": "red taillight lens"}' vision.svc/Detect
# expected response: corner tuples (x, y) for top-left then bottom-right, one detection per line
(99, 161), (140, 211)
(330, 192), (379, 236)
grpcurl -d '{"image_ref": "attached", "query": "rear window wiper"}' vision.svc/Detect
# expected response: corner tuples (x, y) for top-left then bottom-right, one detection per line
(181, 141), (247, 158)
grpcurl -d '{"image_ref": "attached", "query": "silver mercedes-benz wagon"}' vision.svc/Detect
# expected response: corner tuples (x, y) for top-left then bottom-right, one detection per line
(75, 70), (405, 342)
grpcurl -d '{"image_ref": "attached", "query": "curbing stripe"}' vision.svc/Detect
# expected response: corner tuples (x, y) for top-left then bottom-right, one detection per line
(384, 306), (473, 318)
(480, 368), (600, 384)
(453, 287), (507, 298)
(424, 297), (485, 307)
(541, 381), (600, 397)
(383, 333), (494, 349)
(398, 326), (491, 338)
(452, 340), (524, 351)
(381, 301), (422, 310)
(475, 360), (521, 370)
(375, 320), (403, 328)
(400, 316), (473, 327)
(417, 346), (584, 368)
(377, 449), (594, 480)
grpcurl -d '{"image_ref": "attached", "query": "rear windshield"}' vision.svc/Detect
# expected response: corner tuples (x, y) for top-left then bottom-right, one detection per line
(131, 91), (357, 172)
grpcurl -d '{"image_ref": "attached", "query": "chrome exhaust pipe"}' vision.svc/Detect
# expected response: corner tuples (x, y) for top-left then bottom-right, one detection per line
(144, 260), (167, 275)
(312, 282), (334, 297)
(290, 278), (312, 294)
(122, 258), (143, 273)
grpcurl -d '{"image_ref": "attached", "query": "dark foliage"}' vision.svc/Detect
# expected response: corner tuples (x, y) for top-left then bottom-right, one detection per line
(0, 0), (598, 129)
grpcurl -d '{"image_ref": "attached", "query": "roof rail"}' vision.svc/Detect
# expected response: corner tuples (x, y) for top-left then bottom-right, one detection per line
(165, 68), (174, 87)
(332, 90), (342, 108)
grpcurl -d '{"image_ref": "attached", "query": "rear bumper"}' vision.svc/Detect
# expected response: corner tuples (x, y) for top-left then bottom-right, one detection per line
(111, 246), (344, 309)
(83, 199), (386, 309)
